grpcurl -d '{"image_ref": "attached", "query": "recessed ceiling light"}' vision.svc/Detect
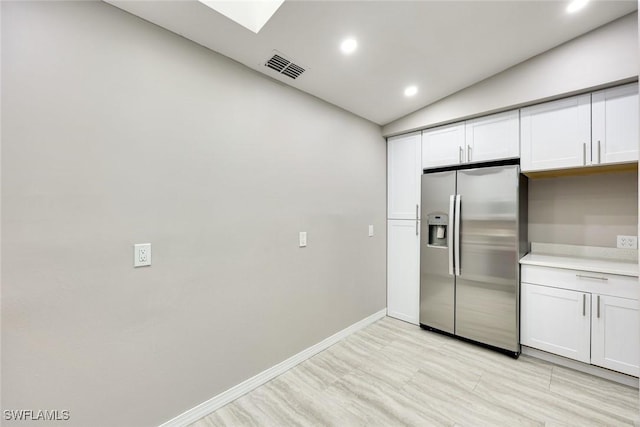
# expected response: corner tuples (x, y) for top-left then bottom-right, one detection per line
(340, 38), (358, 55)
(566, 0), (589, 13)
(404, 86), (418, 97)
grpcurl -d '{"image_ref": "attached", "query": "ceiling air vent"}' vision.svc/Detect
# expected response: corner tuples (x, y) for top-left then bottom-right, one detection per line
(264, 51), (306, 80)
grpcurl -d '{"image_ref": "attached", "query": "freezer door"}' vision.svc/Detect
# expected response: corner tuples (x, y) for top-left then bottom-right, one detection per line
(420, 171), (456, 333)
(455, 165), (520, 352)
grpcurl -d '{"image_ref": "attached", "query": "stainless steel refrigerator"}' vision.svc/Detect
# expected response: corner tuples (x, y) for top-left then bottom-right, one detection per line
(420, 163), (528, 357)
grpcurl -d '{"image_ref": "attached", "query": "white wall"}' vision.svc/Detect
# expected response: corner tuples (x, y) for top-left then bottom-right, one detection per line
(383, 12), (639, 136)
(1, 2), (386, 426)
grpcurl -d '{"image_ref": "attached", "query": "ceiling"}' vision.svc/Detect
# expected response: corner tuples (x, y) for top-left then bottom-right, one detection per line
(106, 0), (638, 126)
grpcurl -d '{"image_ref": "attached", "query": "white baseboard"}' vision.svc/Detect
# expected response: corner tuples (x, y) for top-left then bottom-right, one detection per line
(522, 346), (639, 388)
(386, 310), (419, 326)
(159, 308), (387, 427)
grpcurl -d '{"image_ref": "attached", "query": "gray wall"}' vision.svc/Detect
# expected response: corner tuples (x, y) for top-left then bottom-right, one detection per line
(1, 2), (386, 426)
(528, 172), (638, 247)
(383, 12), (639, 136)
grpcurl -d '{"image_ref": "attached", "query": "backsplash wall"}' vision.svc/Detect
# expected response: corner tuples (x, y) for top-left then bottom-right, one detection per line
(528, 171), (638, 248)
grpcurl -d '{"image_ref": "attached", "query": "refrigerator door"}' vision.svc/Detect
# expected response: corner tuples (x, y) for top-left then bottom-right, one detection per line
(420, 171), (456, 333)
(455, 165), (520, 352)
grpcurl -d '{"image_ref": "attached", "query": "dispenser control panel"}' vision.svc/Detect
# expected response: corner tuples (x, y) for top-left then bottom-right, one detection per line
(427, 214), (447, 225)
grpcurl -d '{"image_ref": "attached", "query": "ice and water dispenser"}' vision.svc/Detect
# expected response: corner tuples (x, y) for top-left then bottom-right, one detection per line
(426, 213), (448, 247)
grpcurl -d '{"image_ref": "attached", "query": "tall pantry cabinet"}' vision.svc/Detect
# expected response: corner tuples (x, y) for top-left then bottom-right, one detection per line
(387, 132), (421, 324)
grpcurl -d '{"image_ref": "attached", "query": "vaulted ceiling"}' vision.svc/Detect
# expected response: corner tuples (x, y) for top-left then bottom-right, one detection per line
(107, 0), (638, 125)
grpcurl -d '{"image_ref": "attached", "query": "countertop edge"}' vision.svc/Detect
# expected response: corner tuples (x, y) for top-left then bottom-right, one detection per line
(520, 253), (639, 278)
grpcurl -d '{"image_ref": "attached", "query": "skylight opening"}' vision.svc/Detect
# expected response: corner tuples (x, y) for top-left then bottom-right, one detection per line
(198, 0), (285, 34)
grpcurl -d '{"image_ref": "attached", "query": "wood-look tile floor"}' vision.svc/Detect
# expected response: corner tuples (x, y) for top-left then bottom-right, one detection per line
(191, 317), (639, 426)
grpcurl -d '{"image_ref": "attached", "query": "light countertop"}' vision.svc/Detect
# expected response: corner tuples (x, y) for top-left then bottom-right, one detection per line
(520, 253), (639, 277)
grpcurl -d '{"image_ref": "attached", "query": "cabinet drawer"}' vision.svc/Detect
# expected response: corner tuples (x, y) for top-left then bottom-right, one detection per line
(521, 265), (638, 299)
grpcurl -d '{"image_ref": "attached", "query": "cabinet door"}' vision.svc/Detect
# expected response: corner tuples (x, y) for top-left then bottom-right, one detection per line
(521, 283), (591, 363)
(465, 110), (519, 163)
(591, 294), (639, 377)
(520, 95), (591, 172)
(422, 123), (465, 169)
(388, 132), (421, 220)
(387, 219), (420, 325)
(592, 83), (639, 165)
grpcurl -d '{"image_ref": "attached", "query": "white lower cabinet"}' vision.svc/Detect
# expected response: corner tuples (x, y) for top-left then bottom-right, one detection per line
(521, 266), (640, 377)
(591, 295), (640, 377)
(387, 219), (420, 325)
(521, 283), (591, 363)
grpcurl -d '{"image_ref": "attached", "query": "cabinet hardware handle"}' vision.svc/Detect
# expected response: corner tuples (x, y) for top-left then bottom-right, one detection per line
(448, 195), (455, 276)
(454, 194), (461, 276)
(583, 294), (586, 316)
(576, 274), (608, 281)
(583, 143), (587, 165)
(598, 140), (601, 164)
(459, 146), (463, 164)
(416, 205), (419, 236)
(467, 145), (472, 163)
(597, 295), (600, 318)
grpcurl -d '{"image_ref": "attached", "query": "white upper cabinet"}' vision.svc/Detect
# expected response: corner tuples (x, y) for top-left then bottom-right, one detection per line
(521, 83), (638, 173)
(592, 83), (639, 165)
(422, 110), (519, 170)
(422, 123), (465, 169)
(465, 110), (519, 164)
(388, 132), (421, 220)
(591, 294), (640, 377)
(520, 94), (591, 172)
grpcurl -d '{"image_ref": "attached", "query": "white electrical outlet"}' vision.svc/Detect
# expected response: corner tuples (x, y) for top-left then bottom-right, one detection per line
(616, 235), (638, 249)
(299, 232), (307, 248)
(368, 225), (374, 237)
(134, 243), (152, 267)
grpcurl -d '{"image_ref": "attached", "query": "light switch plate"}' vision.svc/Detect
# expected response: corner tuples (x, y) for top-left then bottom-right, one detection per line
(299, 232), (307, 248)
(368, 225), (374, 237)
(134, 243), (152, 267)
(616, 235), (638, 249)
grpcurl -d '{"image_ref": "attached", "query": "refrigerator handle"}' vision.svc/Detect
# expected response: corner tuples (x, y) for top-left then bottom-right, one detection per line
(454, 194), (461, 276)
(448, 195), (455, 276)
